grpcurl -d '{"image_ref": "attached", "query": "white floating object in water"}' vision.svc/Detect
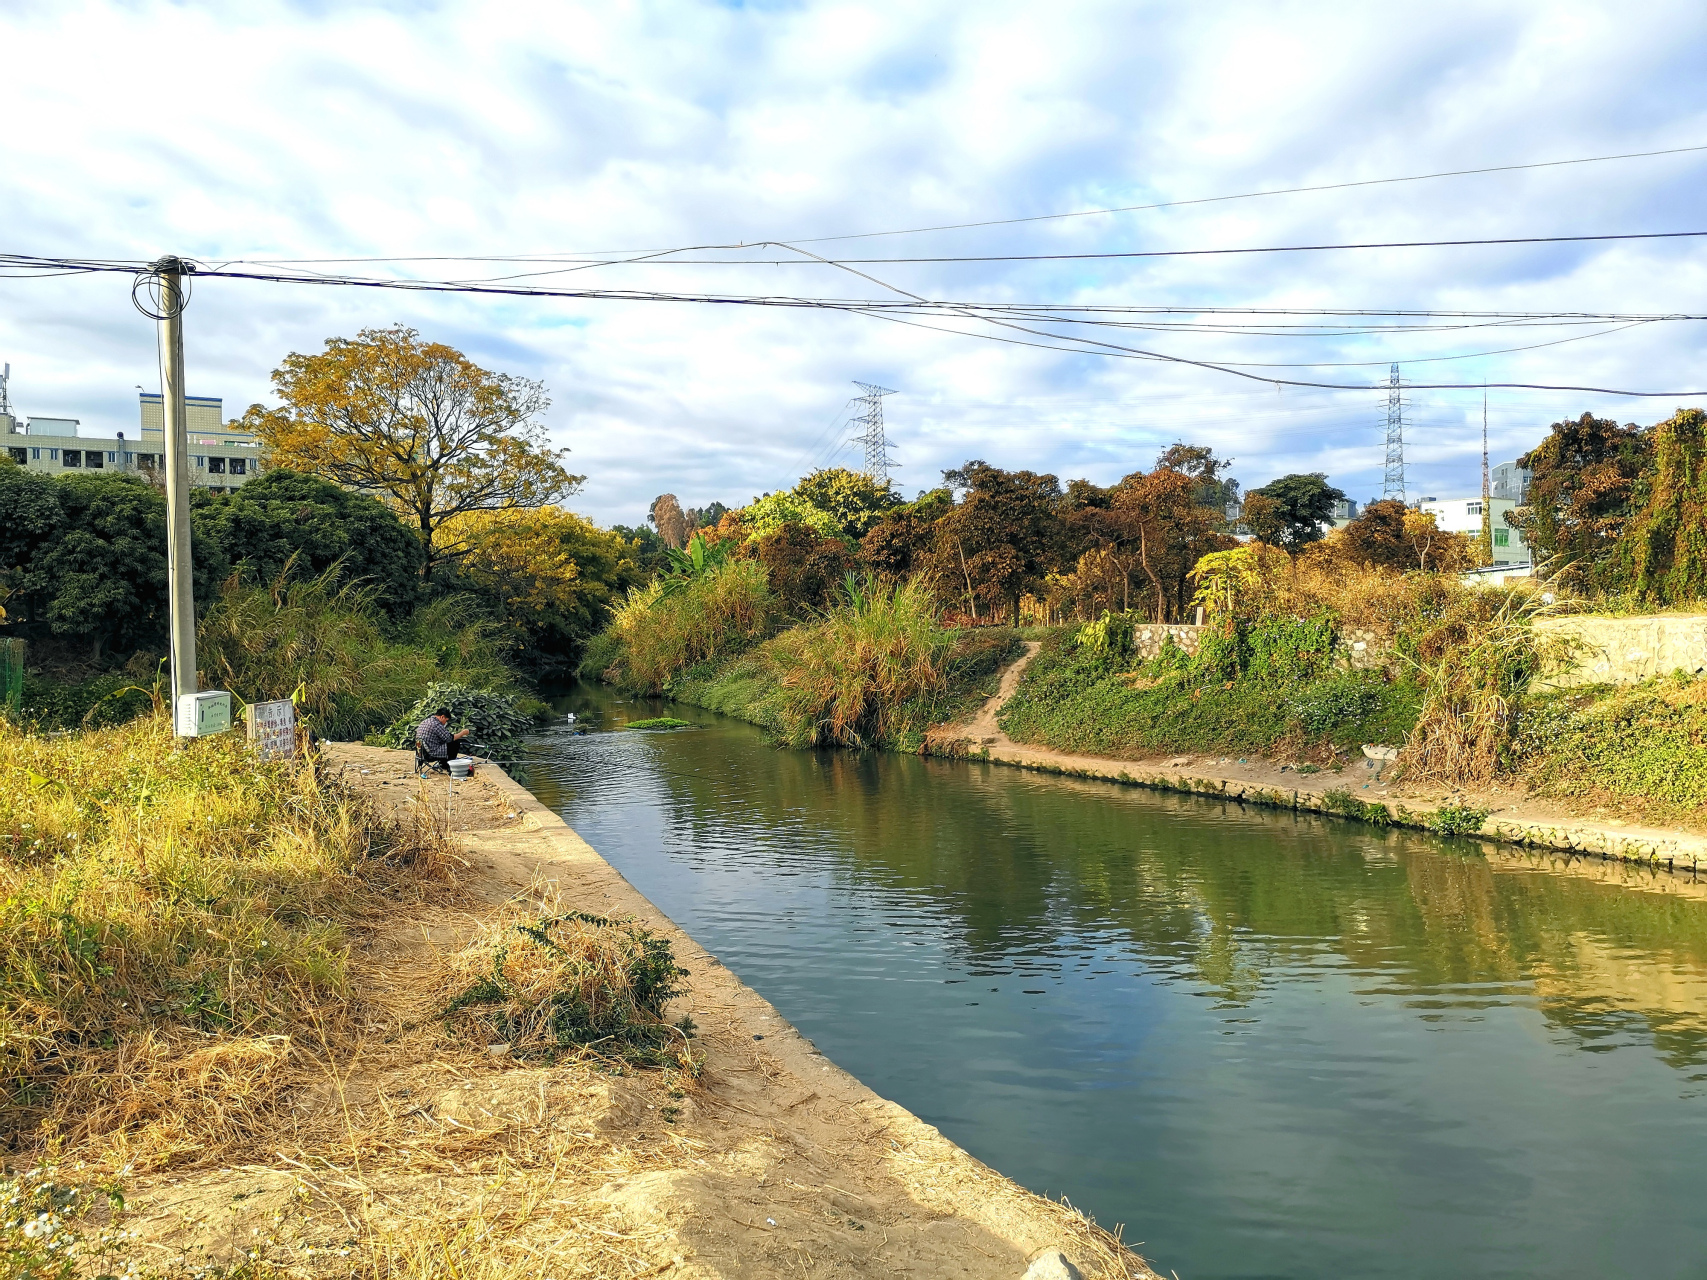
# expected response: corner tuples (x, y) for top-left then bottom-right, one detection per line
(564, 712), (578, 723)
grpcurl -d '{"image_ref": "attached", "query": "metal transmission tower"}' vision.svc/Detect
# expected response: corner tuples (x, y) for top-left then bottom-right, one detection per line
(1382, 363), (1408, 502)
(850, 382), (898, 485)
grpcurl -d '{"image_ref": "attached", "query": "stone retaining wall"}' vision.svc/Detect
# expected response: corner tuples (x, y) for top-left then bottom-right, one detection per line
(1535, 614), (1707, 688)
(1129, 623), (1206, 659)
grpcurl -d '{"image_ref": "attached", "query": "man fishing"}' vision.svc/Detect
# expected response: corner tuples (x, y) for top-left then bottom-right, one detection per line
(416, 707), (475, 771)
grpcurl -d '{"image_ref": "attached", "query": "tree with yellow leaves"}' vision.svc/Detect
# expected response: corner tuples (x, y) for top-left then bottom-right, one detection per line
(441, 507), (644, 677)
(240, 327), (584, 581)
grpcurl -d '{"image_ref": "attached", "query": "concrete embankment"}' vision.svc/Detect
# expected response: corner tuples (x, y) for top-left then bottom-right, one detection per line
(361, 746), (1153, 1279)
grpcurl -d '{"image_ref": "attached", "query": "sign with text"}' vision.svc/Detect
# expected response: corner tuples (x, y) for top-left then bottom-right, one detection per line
(248, 698), (296, 761)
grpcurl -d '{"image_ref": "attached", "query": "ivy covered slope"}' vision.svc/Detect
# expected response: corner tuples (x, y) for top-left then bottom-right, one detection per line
(998, 617), (1422, 763)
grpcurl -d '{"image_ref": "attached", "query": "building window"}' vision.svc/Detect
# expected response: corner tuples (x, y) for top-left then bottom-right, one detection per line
(229, 457), (246, 476)
(207, 456), (226, 475)
(192, 456), (205, 468)
(85, 451), (103, 469)
(1494, 528), (1510, 547)
(7, 448), (23, 465)
(1466, 501), (1482, 516)
(48, 448), (58, 461)
(137, 453), (158, 468)
(62, 450), (81, 467)
(30, 448), (40, 459)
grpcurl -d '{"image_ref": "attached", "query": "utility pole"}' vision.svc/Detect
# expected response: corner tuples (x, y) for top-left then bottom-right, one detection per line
(850, 381), (897, 485)
(1381, 363), (1407, 502)
(1480, 389), (1493, 563)
(140, 258), (199, 732)
(0, 362), (10, 415)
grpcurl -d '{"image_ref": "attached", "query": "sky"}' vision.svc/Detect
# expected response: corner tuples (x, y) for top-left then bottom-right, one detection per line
(3, 0), (1707, 525)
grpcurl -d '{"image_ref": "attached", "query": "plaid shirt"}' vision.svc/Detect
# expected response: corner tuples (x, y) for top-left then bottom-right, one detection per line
(416, 715), (455, 759)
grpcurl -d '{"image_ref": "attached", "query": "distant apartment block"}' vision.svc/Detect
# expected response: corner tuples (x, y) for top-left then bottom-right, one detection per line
(1419, 493), (1530, 566)
(3, 393), (263, 493)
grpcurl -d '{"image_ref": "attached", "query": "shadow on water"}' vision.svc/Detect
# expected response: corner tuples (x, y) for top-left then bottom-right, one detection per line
(527, 684), (1707, 1280)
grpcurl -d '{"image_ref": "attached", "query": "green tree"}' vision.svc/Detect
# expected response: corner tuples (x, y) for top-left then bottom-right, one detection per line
(1509, 411), (1649, 584)
(27, 475), (226, 661)
(0, 459), (65, 629)
(1620, 408), (1707, 604)
(194, 469), (424, 612)
(243, 326), (584, 581)
(792, 467), (900, 539)
(1244, 473), (1346, 552)
(934, 462), (1064, 623)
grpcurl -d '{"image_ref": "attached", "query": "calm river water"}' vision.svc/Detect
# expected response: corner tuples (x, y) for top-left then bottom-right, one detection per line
(523, 686), (1707, 1280)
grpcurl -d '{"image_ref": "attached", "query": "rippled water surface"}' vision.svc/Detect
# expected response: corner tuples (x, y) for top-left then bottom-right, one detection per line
(523, 686), (1707, 1280)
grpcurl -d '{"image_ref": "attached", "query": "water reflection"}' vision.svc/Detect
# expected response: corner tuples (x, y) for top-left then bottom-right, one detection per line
(526, 687), (1707, 1280)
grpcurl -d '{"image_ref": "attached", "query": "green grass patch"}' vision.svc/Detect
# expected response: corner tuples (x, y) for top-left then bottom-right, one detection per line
(1514, 674), (1707, 824)
(997, 628), (1420, 761)
(624, 717), (694, 730)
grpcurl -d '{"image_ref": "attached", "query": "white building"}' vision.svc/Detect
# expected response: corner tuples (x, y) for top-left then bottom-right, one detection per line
(1419, 495), (1529, 567)
(3, 393), (263, 493)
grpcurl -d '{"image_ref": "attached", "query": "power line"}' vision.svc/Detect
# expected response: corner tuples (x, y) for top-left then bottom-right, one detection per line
(216, 142), (1707, 261)
(781, 142), (1707, 244)
(3, 252), (1705, 396)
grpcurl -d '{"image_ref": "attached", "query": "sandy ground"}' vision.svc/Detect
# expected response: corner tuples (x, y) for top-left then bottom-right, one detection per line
(119, 744), (1152, 1280)
(953, 645), (1707, 875)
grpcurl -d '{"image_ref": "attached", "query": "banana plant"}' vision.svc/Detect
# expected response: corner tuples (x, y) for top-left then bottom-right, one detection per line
(659, 531), (731, 597)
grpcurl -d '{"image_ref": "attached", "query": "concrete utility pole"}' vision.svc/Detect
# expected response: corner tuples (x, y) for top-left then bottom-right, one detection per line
(149, 257), (198, 730)
(1480, 389), (1493, 561)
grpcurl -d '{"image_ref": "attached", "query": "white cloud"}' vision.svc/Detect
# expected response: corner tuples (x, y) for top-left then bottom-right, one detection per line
(2, 0), (1706, 523)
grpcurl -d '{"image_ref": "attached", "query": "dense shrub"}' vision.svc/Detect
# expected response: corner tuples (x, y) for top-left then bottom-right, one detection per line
(383, 682), (536, 754)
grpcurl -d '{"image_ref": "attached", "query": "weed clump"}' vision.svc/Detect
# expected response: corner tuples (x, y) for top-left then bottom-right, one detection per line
(442, 909), (697, 1071)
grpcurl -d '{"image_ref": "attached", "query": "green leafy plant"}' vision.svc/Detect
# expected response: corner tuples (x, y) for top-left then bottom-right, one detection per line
(382, 682), (535, 754)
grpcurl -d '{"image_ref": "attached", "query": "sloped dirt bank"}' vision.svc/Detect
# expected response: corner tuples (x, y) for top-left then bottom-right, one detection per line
(118, 744), (1152, 1280)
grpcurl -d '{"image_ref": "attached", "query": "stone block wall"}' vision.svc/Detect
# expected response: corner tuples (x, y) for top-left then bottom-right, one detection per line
(1534, 615), (1707, 688)
(1336, 627), (1387, 671)
(1128, 623), (1205, 659)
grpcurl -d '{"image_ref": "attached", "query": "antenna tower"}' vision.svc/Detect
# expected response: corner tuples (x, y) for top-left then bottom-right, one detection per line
(1480, 389), (1493, 561)
(1382, 363), (1408, 502)
(0, 363), (10, 416)
(850, 381), (898, 485)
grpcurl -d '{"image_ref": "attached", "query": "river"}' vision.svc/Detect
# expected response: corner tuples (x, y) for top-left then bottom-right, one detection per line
(523, 685), (1707, 1280)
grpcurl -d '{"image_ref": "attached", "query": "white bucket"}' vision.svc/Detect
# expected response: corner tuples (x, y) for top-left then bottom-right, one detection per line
(448, 757), (474, 779)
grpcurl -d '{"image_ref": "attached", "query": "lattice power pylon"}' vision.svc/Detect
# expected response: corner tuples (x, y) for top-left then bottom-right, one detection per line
(851, 381), (898, 485)
(1382, 363), (1408, 502)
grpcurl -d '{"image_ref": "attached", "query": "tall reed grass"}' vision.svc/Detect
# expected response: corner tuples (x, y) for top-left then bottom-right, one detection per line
(0, 712), (447, 1165)
(600, 560), (774, 693)
(198, 566), (513, 740)
(763, 579), (953, 748)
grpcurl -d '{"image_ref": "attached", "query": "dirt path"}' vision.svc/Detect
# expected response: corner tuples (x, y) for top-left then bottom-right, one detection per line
(949, 648), (1707, 881)
(123, 744), (1151, 1280)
